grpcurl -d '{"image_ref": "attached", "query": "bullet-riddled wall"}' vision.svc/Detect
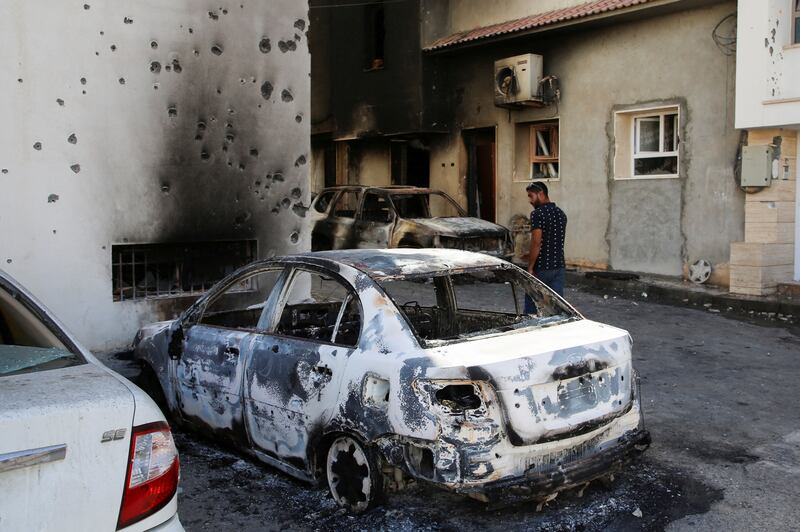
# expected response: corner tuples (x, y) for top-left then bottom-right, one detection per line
(0, 0), (310, 351)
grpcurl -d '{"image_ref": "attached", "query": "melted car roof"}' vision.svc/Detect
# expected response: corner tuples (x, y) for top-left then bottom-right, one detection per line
(296, 249), (506, 278)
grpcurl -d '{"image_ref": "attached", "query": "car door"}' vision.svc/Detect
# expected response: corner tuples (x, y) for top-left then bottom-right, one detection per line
(175, 266), (285, 445)
(355, 191), (396, 248)
(243, 266), (360, 471)
(325, 189), (361, 249)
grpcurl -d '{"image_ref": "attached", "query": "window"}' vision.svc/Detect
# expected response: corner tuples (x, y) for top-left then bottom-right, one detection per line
(633, 112), (678, 176)
(613, 106), (680, 179)
(112, 240), (257, 301)
(331, 191), (360, 218)
(276, 270), (361, 346)
(794, 0), (800, 44)
(364, 3), (385, 70)
(199, 269), (283, 330)
(390, 192), (463, 219)
(530, 122), (559, 179)
(361, 192), (394, 223)
(314, 190), (335, 213)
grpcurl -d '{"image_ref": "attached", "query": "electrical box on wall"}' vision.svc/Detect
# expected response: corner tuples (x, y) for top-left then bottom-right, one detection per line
(740, 145), (773, 187)
(494, 54), (544, 107)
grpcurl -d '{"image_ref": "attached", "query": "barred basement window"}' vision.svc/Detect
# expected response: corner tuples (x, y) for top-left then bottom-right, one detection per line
(111, 240), (257, 301)
(530, 122), (559, 179)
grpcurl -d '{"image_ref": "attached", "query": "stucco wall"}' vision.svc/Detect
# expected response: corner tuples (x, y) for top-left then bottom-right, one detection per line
(735, 0), (800, 129)
(428, 2), (742, 277)
(0, 0), (310, 351)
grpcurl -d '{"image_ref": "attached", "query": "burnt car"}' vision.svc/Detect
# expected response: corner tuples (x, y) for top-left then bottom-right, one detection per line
(309, 186), (513, 259)
(132, 249), (649, 513)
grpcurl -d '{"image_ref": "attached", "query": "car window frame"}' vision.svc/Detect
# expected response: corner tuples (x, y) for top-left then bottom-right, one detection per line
(329, 189), (362, 220)
(267, 265), (363, 348)
(191, 265), (291, 334)
(313, 190), (338, 214)
(358, 190), (396, 224)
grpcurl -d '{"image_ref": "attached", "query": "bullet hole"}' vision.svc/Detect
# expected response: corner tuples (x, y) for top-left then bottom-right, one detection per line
(294, 19), (306, 31)
(238, 163), (245, 171)
(211, 44), (224, 56)
(273, 172), (284, 182)
(257, 104), (262, 109)
(769, 46), (773, 56)
(161, 183), (170, 194)
(95, 51), (99, 56)
(222, 8), (228, 15)
(209, 116), (216, 122)
(197, 121), (207, 131)
(47, 194), (59, 203)
(83, 3), (90, 9)
(295, 114), (303, 123)
(168, 106), (178, 118)
(254, 179), (261, 187)
(200, 149), (210, 161)
(291, 187), (302, 199)
(1, 169), (7, 174)
(765, 38), (769, 47)
(239, 78), (245, 85)
(6, 259), (11, 264)
(110, 44), (117, 51)
(33, 142), (42, 151)
(260, 81), (273, 100)
(100, 31), (104, 35)
(225, 133), (235, 143)
(189, 28), (193, 34)
(56, 98), (64, 106)
(52, 230), (57, 234)
(281, 89), (293, 102)
(294, 155), (306, 166)
(225, 122), (233, 129)
(271, 206), (280, 214)
(80, 77), (87, 85)
(193, 49), (200, 56)
(165, 64), (172, 72)
(68, 133), (77, 144)
(153, 83), (159, 90)
(292, 203), (307, 217)
(216, 88), (222, 94)
(172, 59), (182, 73)
(17, 78), (22, 83)
(249, 148), (259, 157)
(208, 10), (219, 20)
(150, 40), (159, 50)
(290, 232), (299, 244)
(124, 17), (133, 24)
(194, 134), (202, 141)
(294, 34), (301, 42)
(222, 144), (228, 153)
(259, 38), (271, 53)
(281, 198), (291, 209)
(234, 211), (251, 226)
(70, 164), (81, 173)
(278, 40), (296, 53)
(251, 77), (256, 83)
(150, 61), (161, 74)
(118, 77), (126, 85)
(82, 90), (86, 94)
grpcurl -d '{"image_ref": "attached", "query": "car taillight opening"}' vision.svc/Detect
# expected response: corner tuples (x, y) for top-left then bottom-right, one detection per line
(117, 422), (179, 530)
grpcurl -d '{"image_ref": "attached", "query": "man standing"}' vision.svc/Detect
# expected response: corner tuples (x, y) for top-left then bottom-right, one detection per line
(526, 182), (567, 296)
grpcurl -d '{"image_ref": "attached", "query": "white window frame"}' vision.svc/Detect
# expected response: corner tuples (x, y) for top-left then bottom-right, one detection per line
(614, 105), (681, 180)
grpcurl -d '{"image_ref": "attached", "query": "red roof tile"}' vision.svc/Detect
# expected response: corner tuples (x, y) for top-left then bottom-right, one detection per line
(424, 0), (658, 51)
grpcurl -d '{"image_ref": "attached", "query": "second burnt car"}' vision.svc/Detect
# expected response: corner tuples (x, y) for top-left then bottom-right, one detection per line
(309, 186), (513, 259)
(132, 249), (649, 513)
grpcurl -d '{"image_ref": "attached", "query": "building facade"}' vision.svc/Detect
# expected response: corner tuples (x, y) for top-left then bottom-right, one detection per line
(311, 0), (743, 283)
(0, 0), (311, 350)
(729, 0), (800, 295)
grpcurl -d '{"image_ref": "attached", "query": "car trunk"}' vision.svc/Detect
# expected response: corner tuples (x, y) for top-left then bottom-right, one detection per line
(432, 319), (634, 445)
(0, 363), (135, 531)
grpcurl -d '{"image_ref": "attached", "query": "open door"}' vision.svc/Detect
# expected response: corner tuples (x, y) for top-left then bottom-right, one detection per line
(464, 128), (496, 223)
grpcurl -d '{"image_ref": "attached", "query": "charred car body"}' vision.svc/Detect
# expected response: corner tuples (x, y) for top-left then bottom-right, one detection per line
(132, 249), (649, 512)
(309, 186), (513, 260)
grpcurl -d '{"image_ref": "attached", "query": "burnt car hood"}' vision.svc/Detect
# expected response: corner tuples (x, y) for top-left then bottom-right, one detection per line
(407, 217), (508, 238)
(422, 319), (634, 445)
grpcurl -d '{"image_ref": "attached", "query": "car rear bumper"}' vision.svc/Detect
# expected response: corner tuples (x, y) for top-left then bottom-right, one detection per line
(453, 428), (651, 504)
(144, 513), (184, 532)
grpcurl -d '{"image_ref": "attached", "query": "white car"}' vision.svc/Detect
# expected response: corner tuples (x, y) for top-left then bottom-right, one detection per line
(0, 270), (183, 532)
(133, 249), (649, 513)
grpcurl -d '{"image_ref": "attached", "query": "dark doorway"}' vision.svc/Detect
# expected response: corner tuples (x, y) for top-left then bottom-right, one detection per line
(391, 141), (430, 188)
(463, 128), (496, 222)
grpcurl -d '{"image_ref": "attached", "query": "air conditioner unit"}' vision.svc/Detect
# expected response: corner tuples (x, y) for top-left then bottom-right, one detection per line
(494, 53), (544, 107)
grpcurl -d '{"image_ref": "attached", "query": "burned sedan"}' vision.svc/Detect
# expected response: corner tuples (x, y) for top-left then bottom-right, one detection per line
(132, 249), (649, 513)
(310, 186), (513, 259)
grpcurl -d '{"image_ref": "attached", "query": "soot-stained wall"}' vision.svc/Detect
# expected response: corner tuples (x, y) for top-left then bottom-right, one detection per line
(0, 0), (310, 351)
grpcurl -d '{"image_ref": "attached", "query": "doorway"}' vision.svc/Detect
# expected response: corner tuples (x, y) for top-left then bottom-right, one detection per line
(391, 140), (430, 188)
(463, 128), (496, 222)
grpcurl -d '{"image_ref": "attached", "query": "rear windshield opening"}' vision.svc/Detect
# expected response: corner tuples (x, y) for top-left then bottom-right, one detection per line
(0, 288), (84, 377)
(377, 266), (578, 346)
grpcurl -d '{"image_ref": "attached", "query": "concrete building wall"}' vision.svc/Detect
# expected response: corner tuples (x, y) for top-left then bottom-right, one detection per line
(427, 2), (741, 279)
(0, 0), (310, 351)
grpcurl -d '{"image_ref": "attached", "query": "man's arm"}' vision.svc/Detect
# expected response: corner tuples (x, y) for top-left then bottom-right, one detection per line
(528, 228), (542, 275)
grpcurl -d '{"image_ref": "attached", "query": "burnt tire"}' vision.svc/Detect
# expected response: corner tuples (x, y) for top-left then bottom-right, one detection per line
(325, 435), (383, 514)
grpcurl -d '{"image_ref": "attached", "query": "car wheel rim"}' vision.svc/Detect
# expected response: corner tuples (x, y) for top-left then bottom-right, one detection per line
(326, 436), (372, 512)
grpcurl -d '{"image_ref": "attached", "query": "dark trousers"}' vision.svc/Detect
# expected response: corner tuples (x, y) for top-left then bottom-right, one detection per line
(524, 267), (566, 313)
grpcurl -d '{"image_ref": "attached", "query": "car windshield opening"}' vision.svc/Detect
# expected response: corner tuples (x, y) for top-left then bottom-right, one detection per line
(376, 266), (577, 346)
(391, 192), (462, 219)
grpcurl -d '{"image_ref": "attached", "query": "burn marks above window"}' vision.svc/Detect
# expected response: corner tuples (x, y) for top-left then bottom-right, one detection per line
(111, 240), (257, 301)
